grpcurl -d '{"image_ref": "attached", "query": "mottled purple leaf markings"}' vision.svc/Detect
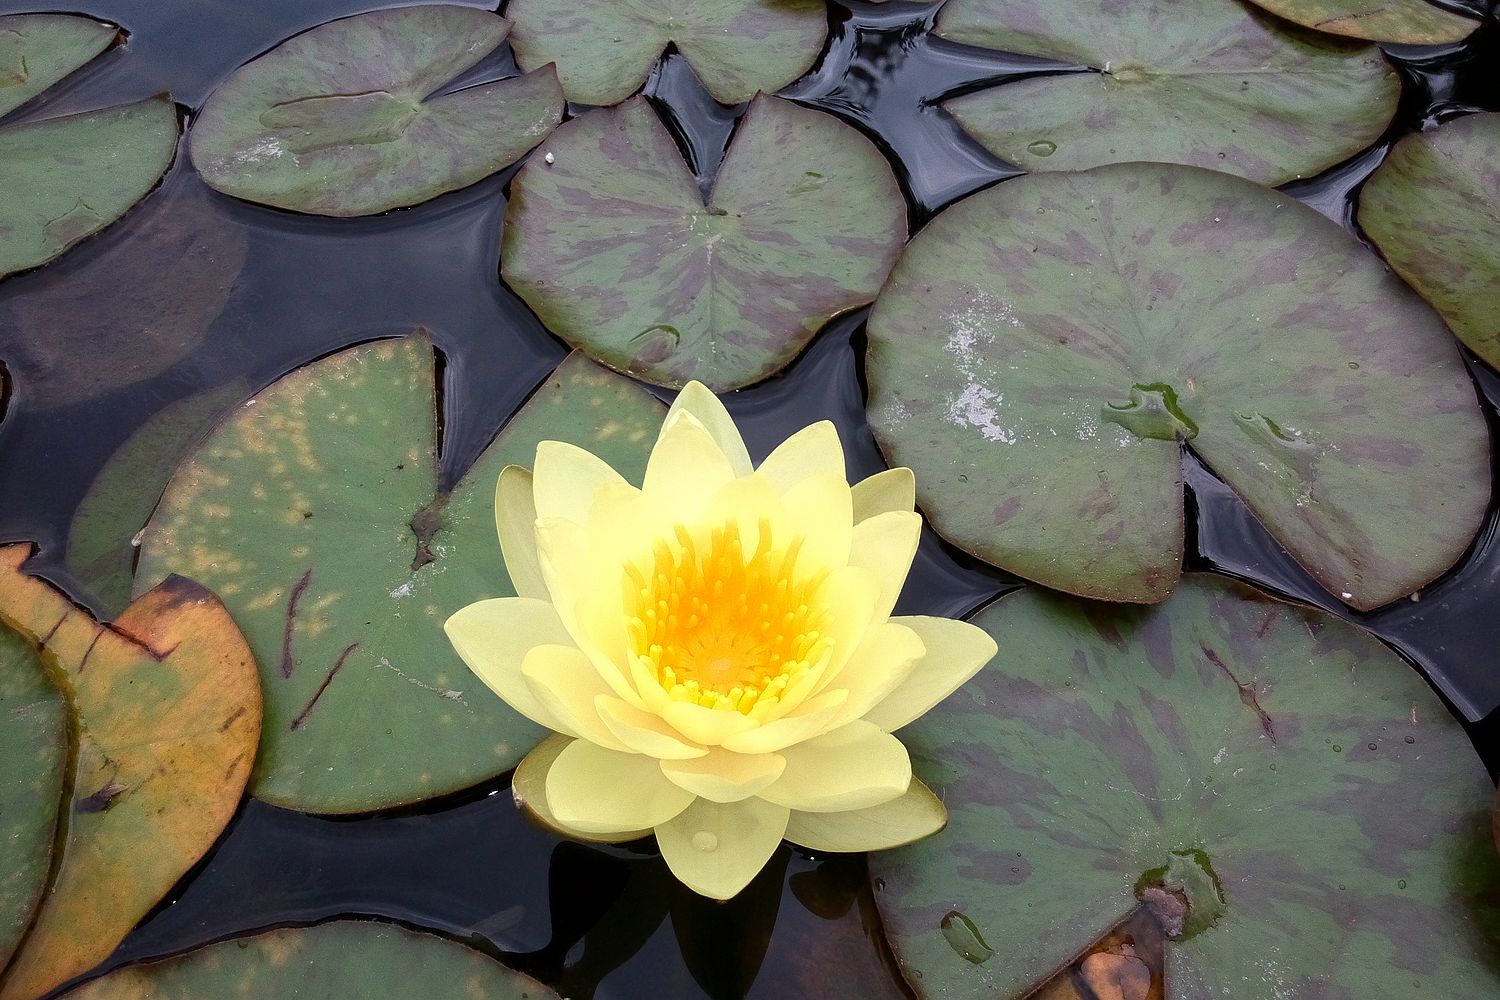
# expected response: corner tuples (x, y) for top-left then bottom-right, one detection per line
(1245, 0), (1479, 43)
(867, 163), (1490, 608)
(933, 0), (1399, 185)
(1200, 644), (1276, 746)
(290, 641), (360, 732)
(279, 568), (313, 679)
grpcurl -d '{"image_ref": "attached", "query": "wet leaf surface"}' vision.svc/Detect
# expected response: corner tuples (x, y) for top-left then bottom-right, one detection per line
(189, 5), (562, 217)
(507, 0), (827, 106)
(1243, 0), (1480, 43)
(61, 920), (559, 998)
(0, 13), (117, 118)
(870, 575), (1500, 999)
(1359, 111), (1500, 371)
(504, 96), (906, 390)
(934, 0), (1399, 184)
(134, 339), (665, 813)
(0, 544), (260, 1000)
(865, 162), (1490, 608)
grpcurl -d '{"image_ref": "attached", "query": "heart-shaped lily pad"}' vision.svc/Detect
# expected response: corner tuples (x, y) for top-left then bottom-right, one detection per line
(135, 339), (666, 813)
(1359, 112), (1500, 371)
(62, 921), (559, 999)
(0, 544), (261, 1000)
(870, 575), (1500, 998)
(865, 162), (1490, 609)
(1242, 0), (1479, 43)
(507, 0), (827, 106)
(0, 13), (118, 118)
(0, 625), (65, 971)
(504, 95), (907, 390)
(188, 5), (563, 217)
(933, 0), (1399, 184)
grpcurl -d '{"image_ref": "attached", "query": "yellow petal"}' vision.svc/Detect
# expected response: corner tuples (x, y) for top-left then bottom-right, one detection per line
(862, 617), (998, 732)
(643, 411), (737, 522)
(495, 465), (547, 600)
(656, 797), (789, 900)
(756, 420), (844, 494)
(780, 471), (853, 570)
(666, 381), (752, 476)
(783, 778), (946, 853)
(444, 597), (573, 734)
(547, 740), (694, 834)
(512, 734), (649, 844)
(847, 510), (921, 622)
(596, 695), (707, 760)
(661, 700), (759, 746)
(522, 644), (630, 752)
(851, 467), (915, 522)
(760, 719), (911, 813)
(661, 749), (786, 803)
(532, 439), (629, 524)
(721, 688), (848, 754)
(822, 621), (925, 724)
(535, 517), (631, 686)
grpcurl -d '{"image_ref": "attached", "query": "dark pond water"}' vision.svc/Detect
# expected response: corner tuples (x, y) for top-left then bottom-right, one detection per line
(1, 1), (1498, 997)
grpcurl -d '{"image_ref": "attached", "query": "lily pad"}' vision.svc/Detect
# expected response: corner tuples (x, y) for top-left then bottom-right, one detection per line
(0, 13), (118, 119)
(504, 95), (907, 390)
(934, 0), (1399, 184)
(507, 0), (827, 106)
(865, 162), (1490, 609)
(0, 544), (261, 1000)
(135, 339), (665, 813)
(188, 5), (563, 217)
(1243, 0), (1480, 43)
(1359, 112), (1500, 371)
(0, 625), (65, 971)
(870, 575), (1500, 998)
(61, 921), (559, 999)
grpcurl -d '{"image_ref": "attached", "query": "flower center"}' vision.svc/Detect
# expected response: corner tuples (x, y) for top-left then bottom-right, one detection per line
(623, 519), (831, 715)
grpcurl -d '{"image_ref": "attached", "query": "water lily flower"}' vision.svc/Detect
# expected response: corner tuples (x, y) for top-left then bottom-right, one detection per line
(445, 383), (997, 899)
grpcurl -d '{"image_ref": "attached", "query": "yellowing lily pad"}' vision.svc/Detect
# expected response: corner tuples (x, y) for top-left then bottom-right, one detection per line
(934, 0), (1399, 183)
(866, 162), (1490, 609)
(504, 96), (907, 390)
(0, 544), (261, 1000)
(1359, 112), (1500, 371)
(1243, 0), (1480, 43)
(0, 13), (118, 118)
(61, 921), (560, 999)
(507, 0), (827, 106)
(188, 5), (563, 217)
(870, 575), (1500, 998)
(135, 339), (666, 813)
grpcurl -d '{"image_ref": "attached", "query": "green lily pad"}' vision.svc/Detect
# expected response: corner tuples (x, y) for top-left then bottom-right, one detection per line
(188, 5), (563, 217)
(934, 0), (1399, 184)
(504, 95), (907, 390)
(870, 575), (1500, 998)
(866, 162), (1489, 609)
(1359, 112), (1500, 371)
(507, 0), (827, 106)
(0, 97), (179, 279)
(1243, 0), (1479, 43)
(134, 339), (665, 813)
(0, 13), (118, 119)
(0, 625), (65, 971)
(61, 921), (559, 999)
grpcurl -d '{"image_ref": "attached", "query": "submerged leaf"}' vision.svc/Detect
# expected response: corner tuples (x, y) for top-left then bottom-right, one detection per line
(1242, 0), (1479, 43)
(0, 13), (118, 118)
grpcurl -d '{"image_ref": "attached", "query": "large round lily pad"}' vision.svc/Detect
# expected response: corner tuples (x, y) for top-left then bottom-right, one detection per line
(135, 339), (666, 813)
(0, 13), (118, 119)
(865, 162), (1490, 609)
(1359, 112), (1500, 371)
(871, 575), (1500, 998)
(934, 0), (1399, 184)
(504, 95), (906, 390)
(62, 921), (559, 999)
(188, 5), (563, 217)
(1243, 0), (1479, 44)
(507, 0), (827, 106)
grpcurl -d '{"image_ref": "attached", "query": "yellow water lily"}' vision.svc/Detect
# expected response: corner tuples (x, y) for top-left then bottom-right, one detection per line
(445, 383), (997, 899)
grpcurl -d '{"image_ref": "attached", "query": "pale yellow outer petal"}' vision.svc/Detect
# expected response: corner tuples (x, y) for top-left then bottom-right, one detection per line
(862, 617), (999, 732)
(783, 778), (946, 853)
(760, 719), (911, 813)
(721, 688), (849, 755)
(495, 465), (547, 600)
(596, 695), (706, 760)
(512, 734), (649, 844)
(821, 621), (925, 725)
(846, 510), (921, 623)
(444, 597), (574, 735)
(780, 471), (854, 570)
(547, 740), (695, 834)
(755, 420), (845, 494)
(660, 749), (786, 803)
(532, 439), (628, 524)
(851, 467), (916, 523)
(656, 797), (790, 900)
(521, 644), (630, 752)
(661, 700), (759, 746)
(535, 517), (637, 707)
(666, 381), (752, 476)
(643, 411), (738, 522)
